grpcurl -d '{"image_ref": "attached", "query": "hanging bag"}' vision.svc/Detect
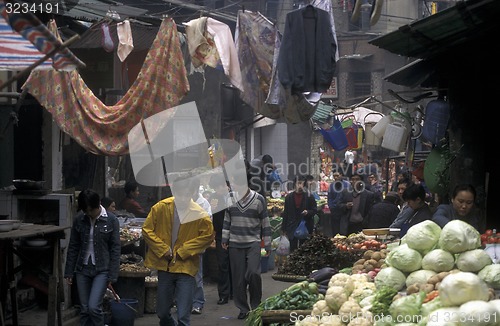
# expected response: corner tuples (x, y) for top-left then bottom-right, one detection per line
(293, 219), (309, 240)
(364, 112), (384, 146)
(342, 115), (364, 150)
(422, 98), (450, 145)
(319, 115), (349, 151)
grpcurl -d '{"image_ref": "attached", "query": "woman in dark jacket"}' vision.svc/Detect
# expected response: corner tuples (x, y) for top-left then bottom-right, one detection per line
(64, 189), (121, 326)
(392, 184), (433, 237)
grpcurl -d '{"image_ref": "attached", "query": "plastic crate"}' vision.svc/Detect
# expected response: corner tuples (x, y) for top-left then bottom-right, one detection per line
(144, 281), (157, 314)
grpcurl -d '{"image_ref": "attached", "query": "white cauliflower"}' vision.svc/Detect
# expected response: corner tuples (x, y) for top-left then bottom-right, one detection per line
(312, 300), (333, 317)
(325, 286), (349, 313)
(329, 273), (355, 296)
(348, 316), (373, 326)
(319, 314), (345, 326)
(350, 284), (376, 303)
(296, 315), (321, 326)
(350, 273), (370, 284)
(338, 299), (362, 323)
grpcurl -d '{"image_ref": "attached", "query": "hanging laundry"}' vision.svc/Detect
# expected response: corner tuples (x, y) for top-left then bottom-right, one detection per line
(117, 19), (134, 62)
(206, 18), (243, 92)
(23, 18), (189, 156)
(101, 22), (115, 52)
(184, 17), (220, 68)
(277, 5), (337, 94)
(310, 0), (340, 61)
(236, 10), (282, 119)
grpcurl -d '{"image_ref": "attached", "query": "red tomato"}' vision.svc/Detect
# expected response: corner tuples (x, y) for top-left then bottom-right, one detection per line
(380, 243), (387, 249)
(481, 234), (488, 242)
(353, 243), (362, 249)
(360, 245), (368, 250)
(485, 229), (493, 236)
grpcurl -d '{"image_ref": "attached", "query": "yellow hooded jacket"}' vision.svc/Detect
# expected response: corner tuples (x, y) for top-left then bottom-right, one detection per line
(142, 197), (214, 277)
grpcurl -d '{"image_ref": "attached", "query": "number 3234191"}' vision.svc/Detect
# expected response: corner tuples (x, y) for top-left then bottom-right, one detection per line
(5, 2), (60, 14)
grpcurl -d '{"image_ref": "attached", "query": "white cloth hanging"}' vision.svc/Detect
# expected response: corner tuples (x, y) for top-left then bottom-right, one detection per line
(117, 20), (134, 62)
(206, 18), (243, 91)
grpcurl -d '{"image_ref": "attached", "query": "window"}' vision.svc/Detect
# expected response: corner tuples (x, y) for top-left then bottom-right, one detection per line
(352, 72), (372, 98)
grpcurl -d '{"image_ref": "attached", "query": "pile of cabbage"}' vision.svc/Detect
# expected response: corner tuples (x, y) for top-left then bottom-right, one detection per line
(370, 220), (500, 325)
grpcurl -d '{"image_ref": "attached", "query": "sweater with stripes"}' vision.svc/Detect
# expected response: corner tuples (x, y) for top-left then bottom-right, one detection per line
(221, 190), (272, 251)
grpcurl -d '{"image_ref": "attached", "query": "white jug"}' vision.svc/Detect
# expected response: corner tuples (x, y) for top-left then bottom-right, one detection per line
(371, 115), (393, 139)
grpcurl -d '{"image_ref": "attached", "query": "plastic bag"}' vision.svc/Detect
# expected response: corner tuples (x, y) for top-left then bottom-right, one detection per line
(294, 219), (309, 240)
(276, 236), (290, 256)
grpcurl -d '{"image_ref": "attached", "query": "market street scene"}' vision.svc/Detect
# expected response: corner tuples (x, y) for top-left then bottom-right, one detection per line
(0, 0), (497, 325)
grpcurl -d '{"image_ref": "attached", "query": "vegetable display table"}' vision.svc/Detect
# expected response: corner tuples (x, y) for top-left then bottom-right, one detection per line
(114, 270), (150, 317)
(261, 310), (312, 325)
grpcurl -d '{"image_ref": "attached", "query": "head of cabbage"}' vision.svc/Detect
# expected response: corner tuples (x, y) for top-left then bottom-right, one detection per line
(438, 271), (489, 307)
(405, 220), (441, 254)
(421, 249), (455, 272)
(438, 220), (481, 254)
(374, 266), (406, 291)
(387, 244), (422, 273)
(456, 249), (492, 273)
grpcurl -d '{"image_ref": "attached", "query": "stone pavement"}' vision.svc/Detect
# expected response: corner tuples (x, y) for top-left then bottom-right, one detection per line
(9, 266), (291, 326)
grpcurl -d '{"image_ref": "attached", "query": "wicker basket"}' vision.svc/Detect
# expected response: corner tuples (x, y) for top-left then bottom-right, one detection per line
(144, 281), (157, 313)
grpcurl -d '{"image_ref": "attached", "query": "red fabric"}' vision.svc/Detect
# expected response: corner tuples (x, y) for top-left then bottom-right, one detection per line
(120, 197), (146, 217)
(23, 18), (189, 155)
(293, 192), (303, 209)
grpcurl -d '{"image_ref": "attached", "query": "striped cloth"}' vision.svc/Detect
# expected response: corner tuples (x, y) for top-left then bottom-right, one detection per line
(0, 2), (83, 70)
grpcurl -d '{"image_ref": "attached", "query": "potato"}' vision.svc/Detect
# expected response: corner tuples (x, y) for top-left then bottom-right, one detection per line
(363, 262), (374, 271)
(376, 260), (385, 268)
(421, 283), (435, 293)
(366, 259), (378, 267)
(354, 259), (366, 266)
(437, 271), (450, 281)
(363, 250), (375, 260)
(428, 275), (440, 285)
(371, 252), (382, 261)
(406, 284), (420, 294)
(435, 282), (440, 290)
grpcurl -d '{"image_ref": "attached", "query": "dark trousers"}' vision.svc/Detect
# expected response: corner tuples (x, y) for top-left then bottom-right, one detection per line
(215, 240), (232, 300)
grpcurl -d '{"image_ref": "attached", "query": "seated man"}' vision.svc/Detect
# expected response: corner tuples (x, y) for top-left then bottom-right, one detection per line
(120, 180), (147, 217)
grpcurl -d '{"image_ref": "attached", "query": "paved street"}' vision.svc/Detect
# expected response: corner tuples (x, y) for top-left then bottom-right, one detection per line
(12, 266), (291, 326)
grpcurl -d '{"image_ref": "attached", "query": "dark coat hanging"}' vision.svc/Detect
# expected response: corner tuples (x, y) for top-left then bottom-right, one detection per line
(277, 5), (337, 94)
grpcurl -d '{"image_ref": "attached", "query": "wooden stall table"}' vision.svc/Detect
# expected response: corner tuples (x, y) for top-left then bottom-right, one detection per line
(261, 310), (312, 325)
(0, 223), (68, 326)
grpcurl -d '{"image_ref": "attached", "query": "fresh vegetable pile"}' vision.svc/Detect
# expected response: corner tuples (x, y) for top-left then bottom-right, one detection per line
(278, 233), (364, 276)
(245, 280), (321, 326)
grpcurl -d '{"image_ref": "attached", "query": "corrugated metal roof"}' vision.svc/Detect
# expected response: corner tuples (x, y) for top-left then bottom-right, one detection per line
(61, 0), (150, 22)
(369, 0), (500, 59)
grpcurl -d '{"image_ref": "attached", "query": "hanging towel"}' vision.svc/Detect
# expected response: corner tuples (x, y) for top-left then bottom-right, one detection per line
(117, 19), (134, 62)
(206, 18), (243, 92)
(23, 18), (189, 156)
(185, 17), (220, 68)
(101, 22), (115, 52)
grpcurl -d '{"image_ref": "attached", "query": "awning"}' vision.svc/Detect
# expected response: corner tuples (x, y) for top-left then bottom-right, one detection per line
(369, 0), (500, 59)
(0, 2), (84, 72)
(383, 59), (437, 88)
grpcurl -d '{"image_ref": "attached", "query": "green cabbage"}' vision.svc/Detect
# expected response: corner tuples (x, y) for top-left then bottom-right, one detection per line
(387, 244), (422, 273)
(389, 291), (425, 322)
(421, 297), (442, 317)
(374, 267), (407, 291)
(478, 264), (500, 289)
(438, 220), (481, 254)
(421, 249), (455, 272)
(456, 249), (493, 272)
(458, 300), (499, 326)
(405, 220), (441, 254)
(439, 271), (489, 307)
(405, 270), (437, 288)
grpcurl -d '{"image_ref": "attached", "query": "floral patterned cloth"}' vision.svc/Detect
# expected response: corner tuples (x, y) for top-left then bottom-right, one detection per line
(23, 18), (189, 155)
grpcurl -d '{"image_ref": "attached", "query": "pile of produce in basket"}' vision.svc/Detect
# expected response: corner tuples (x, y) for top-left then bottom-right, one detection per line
(277, 233), (364, 276)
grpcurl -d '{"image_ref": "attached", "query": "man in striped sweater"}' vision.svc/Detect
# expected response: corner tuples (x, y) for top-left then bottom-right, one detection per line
(221, 175), (272, 320)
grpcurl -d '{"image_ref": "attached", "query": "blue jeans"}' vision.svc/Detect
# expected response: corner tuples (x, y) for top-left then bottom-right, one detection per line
(157, 271), (195, 326)
(75, 264), (109, 326)
(192, 256), (204, 309)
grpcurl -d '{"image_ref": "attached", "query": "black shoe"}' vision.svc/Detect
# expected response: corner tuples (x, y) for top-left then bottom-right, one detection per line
(217, 298), (229, 305)
(237, 312), (249, 320)
(191, 307), (202, 315)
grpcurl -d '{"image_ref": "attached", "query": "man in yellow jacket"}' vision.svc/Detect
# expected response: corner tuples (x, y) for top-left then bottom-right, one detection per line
(142, 180), (214, 326)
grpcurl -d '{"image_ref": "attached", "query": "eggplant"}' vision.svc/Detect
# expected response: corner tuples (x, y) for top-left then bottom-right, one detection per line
(307, 267), (338, 283)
